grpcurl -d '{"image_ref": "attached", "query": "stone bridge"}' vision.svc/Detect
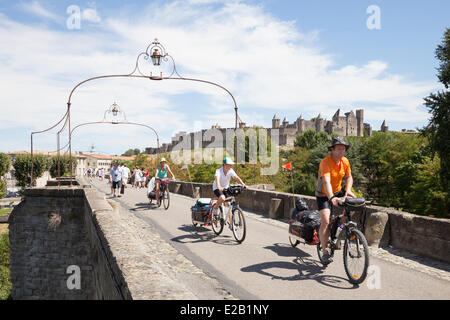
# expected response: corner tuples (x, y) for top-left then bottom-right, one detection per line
(6, 178), (450, 300)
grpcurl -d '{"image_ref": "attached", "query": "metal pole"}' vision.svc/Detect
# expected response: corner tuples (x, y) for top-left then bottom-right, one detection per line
(68, 103), (72, 187)
(234, 106), (238, 172)
(30, 133), (33, 187)
(57, 132), (61, 188)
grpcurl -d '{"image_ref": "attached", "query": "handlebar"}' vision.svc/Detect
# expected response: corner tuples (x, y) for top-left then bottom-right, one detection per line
(336, 197), (371, 207)
(223, 184), (246, 195)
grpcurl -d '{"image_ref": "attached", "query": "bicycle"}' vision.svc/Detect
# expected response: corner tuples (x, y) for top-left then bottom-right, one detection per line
(148, 178), (171, 210)
(317, 197), (371, 284)
(210, 185), (247, 244)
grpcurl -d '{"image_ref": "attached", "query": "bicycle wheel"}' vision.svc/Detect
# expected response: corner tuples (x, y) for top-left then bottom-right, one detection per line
(231, 208), (246, 243)
(163, 189), (170, 210)
(211, 206), (224, 235)
(343, 229), (369, 284)
(289, 236), (299, 247)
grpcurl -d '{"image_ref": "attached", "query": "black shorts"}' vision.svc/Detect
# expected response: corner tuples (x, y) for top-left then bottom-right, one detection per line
(112, 181), (122, 189)
(213, 189), (230, 198)
(316, 189), (345, 211)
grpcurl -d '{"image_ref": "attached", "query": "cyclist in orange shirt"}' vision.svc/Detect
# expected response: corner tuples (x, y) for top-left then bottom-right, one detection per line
(315, 137), (356, 264)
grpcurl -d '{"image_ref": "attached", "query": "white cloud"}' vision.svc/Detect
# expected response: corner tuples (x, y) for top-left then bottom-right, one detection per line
(20, 1), (62, 23)
(0, 1), (438, 154)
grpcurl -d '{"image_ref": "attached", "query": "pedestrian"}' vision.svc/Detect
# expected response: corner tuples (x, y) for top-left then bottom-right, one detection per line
(109, 161), (124, 197)
(121, 164), (131, 191)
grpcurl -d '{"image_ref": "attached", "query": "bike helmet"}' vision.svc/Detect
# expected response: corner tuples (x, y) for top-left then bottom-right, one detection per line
(295, 198), (309, 211)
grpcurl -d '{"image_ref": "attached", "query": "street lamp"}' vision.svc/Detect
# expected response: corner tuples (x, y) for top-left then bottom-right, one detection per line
(103, 102), (126, 124)
(151, 48), (162, 66)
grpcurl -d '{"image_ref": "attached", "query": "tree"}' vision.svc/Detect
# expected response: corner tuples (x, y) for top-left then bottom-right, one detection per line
(0, 153), (11, 198)
(421, 28), (450, 198)
(13, 154), (48, 188)
(0, 153), (11, 178)
(133, 153), (148, 168)
(49, 155), (77, 178)
(295, 130), (330, 150)
(122, 148), (141, 156)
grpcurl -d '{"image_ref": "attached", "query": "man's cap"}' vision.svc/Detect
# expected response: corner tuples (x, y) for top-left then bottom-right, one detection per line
(160, 157), (167, 162)
(328, 136), (350, 151)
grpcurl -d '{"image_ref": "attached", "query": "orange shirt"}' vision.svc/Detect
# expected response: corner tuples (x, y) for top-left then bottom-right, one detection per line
(318, 155), (351, 196)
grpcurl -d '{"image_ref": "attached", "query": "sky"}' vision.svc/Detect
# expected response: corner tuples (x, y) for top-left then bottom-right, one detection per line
(0, 0), (448, 155)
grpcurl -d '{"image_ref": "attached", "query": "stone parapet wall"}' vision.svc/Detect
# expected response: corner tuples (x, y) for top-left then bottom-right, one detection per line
(8, 186), (129, 299)
(8, 188), (95, 299)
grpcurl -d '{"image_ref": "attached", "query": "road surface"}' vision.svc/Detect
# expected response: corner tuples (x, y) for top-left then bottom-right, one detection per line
(90, 179), (450, 299)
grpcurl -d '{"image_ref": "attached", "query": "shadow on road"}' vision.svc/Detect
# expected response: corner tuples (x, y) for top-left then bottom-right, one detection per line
(240, 242), (358, 290)
(170, 224), (240, 246)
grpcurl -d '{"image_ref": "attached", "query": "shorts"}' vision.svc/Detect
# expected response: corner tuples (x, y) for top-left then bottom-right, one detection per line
(112, 181), (122, 189)
(316, 188), (345, 211)
(213, 189), (231, 198)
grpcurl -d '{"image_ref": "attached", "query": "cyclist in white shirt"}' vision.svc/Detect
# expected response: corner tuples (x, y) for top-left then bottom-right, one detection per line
(212, 158), (247, 227)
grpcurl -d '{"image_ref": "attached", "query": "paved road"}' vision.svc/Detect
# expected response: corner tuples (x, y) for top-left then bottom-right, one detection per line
(90, 179), (450, 299)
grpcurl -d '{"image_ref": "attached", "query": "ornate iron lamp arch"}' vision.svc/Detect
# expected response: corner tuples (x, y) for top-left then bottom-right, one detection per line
(54, 102), (160, 187)
(31, 38), (243, 187)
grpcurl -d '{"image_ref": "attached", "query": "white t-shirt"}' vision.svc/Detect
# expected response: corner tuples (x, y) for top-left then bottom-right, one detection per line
(212, 167), (238, 190)
(121, 167), (131, 179)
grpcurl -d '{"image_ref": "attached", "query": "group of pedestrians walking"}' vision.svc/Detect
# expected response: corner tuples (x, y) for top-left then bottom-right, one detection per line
(130, 166), (150, 188)
(85, 167), (105, 181)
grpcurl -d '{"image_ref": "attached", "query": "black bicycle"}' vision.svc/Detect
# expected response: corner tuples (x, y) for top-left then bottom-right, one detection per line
(211, 185), (247, 243)
(148, 178), (171, 210)
(317, 197), (370, 284)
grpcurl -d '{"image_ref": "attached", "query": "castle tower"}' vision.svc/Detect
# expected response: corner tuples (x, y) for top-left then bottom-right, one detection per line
(345, 110), (356, 136)
(381, 120), (389, 132)
(356, 109), (364, 137)
(272, 114), (280, 129)
(315, 113), (324, 132)
(296, 115), (305, 133)
(282, 117), (289, 128)
(332, 109), (340, 123)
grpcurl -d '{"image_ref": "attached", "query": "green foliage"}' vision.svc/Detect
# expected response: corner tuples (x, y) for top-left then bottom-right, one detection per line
(422, 90), (450, 192)
(13, 154), (48, 188)
(295, 130), (330, 150)
(112, 159), (134, 170)
(420, 27), (450, 214)
(122, 148), (141, 156)
(133, 153), (148, 168)
(0, 180), (6, 199)
(0, 153), (11, 178)
(0, 231), (11, 300)
(435, 27), (450, 88)
(49, 155), (77, 178)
